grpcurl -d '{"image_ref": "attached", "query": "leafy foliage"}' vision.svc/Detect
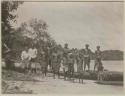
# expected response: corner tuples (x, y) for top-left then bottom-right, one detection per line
(8, 18), (57, 61)
(2, 1), (23, 51)
(17, 18), (56, 48)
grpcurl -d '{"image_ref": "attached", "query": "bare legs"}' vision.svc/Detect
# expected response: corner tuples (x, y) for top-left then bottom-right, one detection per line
(84, 63), (90, 71)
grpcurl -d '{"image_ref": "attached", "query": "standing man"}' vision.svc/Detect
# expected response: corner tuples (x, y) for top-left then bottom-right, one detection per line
(21, 46), (30, 73)
(28, 44), (38, 74)
(40, 51), (48, 77)
(63, 43), (70, 71)
(83, 44), (91, 71)
(62, 43), (70, 80)
(94, 46), (103, 71)
(51, 47), (61, 79)
(68, 53), (75, 81)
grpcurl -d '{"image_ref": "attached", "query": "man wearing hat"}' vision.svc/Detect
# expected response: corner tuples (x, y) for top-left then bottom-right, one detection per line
(63, 43), (70, 57)
(83, 44), (91, 71)
(94, 46), (102, 71)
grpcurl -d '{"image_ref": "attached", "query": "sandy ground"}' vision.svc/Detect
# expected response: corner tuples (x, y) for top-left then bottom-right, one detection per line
(15, 73), (123, 94)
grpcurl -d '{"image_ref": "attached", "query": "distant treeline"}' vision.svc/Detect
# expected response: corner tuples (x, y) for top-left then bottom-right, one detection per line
(91, 50), (123, 61)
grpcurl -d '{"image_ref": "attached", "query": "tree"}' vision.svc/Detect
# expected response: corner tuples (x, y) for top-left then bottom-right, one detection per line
(11, 18), (57, 63)
(18, 18), (56, 49)
(2, 1), (23, 69)
(2, 1), (23, 52)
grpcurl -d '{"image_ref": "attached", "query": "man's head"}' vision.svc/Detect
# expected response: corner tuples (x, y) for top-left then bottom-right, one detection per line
(58, 44), (62, 48)
(85, 44), (89, 49)
(97, 46), (100, 50)
(64, 43), (68, 48)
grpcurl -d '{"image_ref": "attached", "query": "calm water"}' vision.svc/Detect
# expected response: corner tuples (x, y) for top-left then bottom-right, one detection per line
(73, 60), (124, 72)
(2, 60), (124, 72)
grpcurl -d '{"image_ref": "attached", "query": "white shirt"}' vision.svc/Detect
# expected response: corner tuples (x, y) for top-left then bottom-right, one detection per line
(21, 51), (29, 60)
(28, 48), (37, 59)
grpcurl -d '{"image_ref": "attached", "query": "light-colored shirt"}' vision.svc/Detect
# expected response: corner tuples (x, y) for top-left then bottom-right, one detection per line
(21, 51), (29, 60)
(28, 48), (37, 59)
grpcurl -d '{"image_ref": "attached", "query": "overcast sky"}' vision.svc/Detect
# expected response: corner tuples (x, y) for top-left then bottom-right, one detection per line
(14, 2), (124, 51)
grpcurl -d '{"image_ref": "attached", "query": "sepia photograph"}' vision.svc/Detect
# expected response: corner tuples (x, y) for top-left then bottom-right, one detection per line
(1, 0), (124, 95)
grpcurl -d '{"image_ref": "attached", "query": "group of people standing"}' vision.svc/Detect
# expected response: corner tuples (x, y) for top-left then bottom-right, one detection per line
(21, 45), (37, 73)
(61, 44), (104, 81)
(62, 44), (103, 71)
(21, 43), (104, 81)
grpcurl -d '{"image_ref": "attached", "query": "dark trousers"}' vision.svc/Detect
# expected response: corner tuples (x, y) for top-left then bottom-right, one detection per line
(94, 58), (102, 71)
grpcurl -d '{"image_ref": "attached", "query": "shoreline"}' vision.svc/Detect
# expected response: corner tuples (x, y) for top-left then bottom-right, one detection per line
(2, 75), (123, 94)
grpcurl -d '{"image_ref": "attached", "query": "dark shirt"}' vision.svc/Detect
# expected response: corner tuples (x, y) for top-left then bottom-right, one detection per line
(63, 47), (70, 58)
(83, 48), (91, 58)
(95, 50), (102, 59)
